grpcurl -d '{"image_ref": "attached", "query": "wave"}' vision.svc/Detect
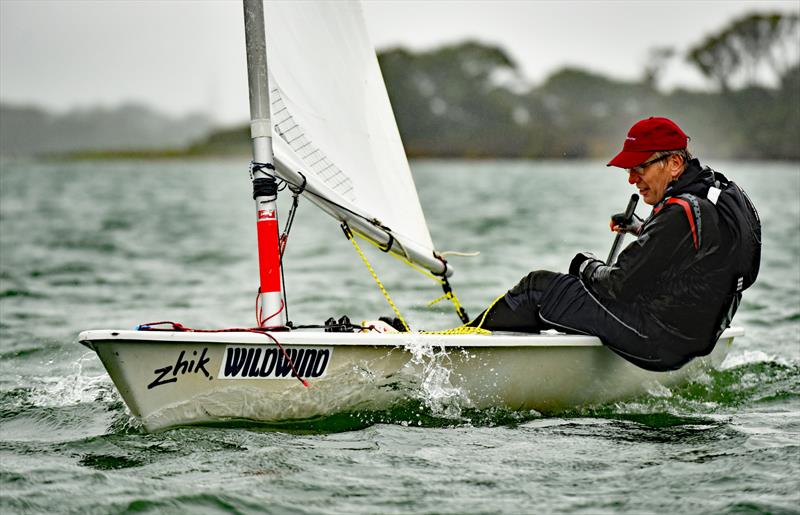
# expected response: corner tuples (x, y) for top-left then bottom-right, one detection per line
(2, 343), (796, 438)
(129, 357), (800, 435)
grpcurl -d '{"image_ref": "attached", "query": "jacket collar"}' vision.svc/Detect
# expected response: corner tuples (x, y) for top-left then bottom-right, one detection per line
(651, 159), (714, 215)
(664, 158), (714, 198)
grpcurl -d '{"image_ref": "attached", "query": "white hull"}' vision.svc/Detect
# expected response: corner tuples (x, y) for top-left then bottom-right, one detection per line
(79, 328), (743, 431)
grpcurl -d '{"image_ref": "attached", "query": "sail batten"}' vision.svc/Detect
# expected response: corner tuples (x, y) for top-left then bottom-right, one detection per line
(262, 1), (450, 276)
(271, 86), (356, 202)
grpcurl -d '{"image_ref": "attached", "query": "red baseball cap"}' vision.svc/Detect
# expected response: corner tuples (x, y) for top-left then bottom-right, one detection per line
(607, 117), (689, 169)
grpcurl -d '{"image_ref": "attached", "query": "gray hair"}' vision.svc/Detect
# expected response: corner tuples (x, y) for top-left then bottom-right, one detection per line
(653, 149), (693, 170)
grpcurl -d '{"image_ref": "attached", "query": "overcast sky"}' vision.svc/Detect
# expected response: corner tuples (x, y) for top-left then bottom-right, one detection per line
(1, 0), (797, 125)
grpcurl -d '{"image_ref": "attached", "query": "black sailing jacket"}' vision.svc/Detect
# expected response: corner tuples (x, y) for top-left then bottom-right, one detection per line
(579, 159), (734, 357)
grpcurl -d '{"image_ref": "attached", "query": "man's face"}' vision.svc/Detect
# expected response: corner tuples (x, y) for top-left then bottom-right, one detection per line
(627, 153), (683, 205)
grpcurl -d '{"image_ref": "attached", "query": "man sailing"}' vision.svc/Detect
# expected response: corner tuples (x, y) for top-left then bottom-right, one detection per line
(468, 117), (759, 371)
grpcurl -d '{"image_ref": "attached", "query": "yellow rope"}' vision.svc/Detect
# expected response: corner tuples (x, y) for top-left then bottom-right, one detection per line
(421, 325), (492, 335)
(427, 293), (450, 307)
(344, 224), (502, 336)
(358, 232), (442, 282)
(353, 229), (470, 323)
(427, 289), (468, 323)
(420, 294), (505, 335)
(342, 223), (485, 333)
(342, 224), (410, 332)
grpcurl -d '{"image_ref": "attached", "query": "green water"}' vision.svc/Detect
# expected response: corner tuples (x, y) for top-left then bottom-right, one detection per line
(1, 158), (798, 514)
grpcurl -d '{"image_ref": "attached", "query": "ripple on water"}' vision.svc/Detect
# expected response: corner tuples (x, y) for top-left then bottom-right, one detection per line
(0, 289), (46, 299)
(117, 494), (250, 515)
(28, 262), (95, 277)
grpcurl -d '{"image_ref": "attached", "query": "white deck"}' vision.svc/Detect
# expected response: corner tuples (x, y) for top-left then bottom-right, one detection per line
(79, 327), (744, 348)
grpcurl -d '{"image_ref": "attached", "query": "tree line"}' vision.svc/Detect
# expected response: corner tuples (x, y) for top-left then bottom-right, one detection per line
(378, 11), (799, 160)
(33, 10), (796, 161)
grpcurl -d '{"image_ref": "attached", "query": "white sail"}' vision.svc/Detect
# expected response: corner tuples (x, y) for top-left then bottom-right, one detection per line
(262, 1), (450, 276)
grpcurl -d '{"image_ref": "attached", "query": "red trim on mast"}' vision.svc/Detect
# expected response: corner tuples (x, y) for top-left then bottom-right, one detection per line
(256, 211), (281, 293)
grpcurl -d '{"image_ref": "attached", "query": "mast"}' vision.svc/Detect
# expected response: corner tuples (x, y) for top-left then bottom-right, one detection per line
(243, 0), (286, 327)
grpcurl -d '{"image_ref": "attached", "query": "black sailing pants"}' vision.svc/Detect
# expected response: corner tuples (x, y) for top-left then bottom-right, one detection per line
(471, 270), (689, 372)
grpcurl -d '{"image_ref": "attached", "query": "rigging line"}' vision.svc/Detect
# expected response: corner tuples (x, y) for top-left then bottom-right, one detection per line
(277, 173), (305, 323)
(253, 288), (286, 328)
(137, 321), (308, 387)
(421, 325), (491, 335)
(354, 230), (442, 282)
(341, 222), (411, 332)
(255, 288), (263, 327)
(419, 294), (503, 335)
(439, 250), (480, 257)
(279, 265), (289, 324)
(251, 162), (276, 172)
(281, 174), (306, 251)
(250, 162), (468, 325)
(379, 232), (395, 253)
(356, 228), (413, 264)
(351, 227), (470, 324)
(250, 161), (426, 262)
(441, 275), (470, 323)
(262, 299), (286, 325)
(424, 276), (470, 323)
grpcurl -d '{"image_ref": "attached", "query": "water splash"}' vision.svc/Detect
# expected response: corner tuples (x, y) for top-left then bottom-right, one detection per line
(721, 349), (791, 369)
(576, 357), (800, 423)
(643, 380), (674, 398)
(402, 336), (473, 419)
(26, 351), (118, 408)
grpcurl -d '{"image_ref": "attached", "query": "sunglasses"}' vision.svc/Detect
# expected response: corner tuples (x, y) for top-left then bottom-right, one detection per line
(628, 154), (671, 174)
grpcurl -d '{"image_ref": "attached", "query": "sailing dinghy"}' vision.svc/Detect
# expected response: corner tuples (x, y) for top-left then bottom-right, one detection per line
(79, 0), (743, 432)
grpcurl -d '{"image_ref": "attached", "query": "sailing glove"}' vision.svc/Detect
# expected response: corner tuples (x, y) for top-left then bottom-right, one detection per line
(610, 212), (644, 236)
(569, 252), (601, 277)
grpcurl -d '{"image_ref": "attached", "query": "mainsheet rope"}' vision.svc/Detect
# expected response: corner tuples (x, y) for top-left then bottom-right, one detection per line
(341, 222), (411, 332)
(341, 221), (492, 335)
(350, 227), (470, 323)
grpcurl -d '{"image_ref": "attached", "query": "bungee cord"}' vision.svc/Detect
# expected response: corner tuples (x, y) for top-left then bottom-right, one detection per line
(135, 321), (309, 387)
